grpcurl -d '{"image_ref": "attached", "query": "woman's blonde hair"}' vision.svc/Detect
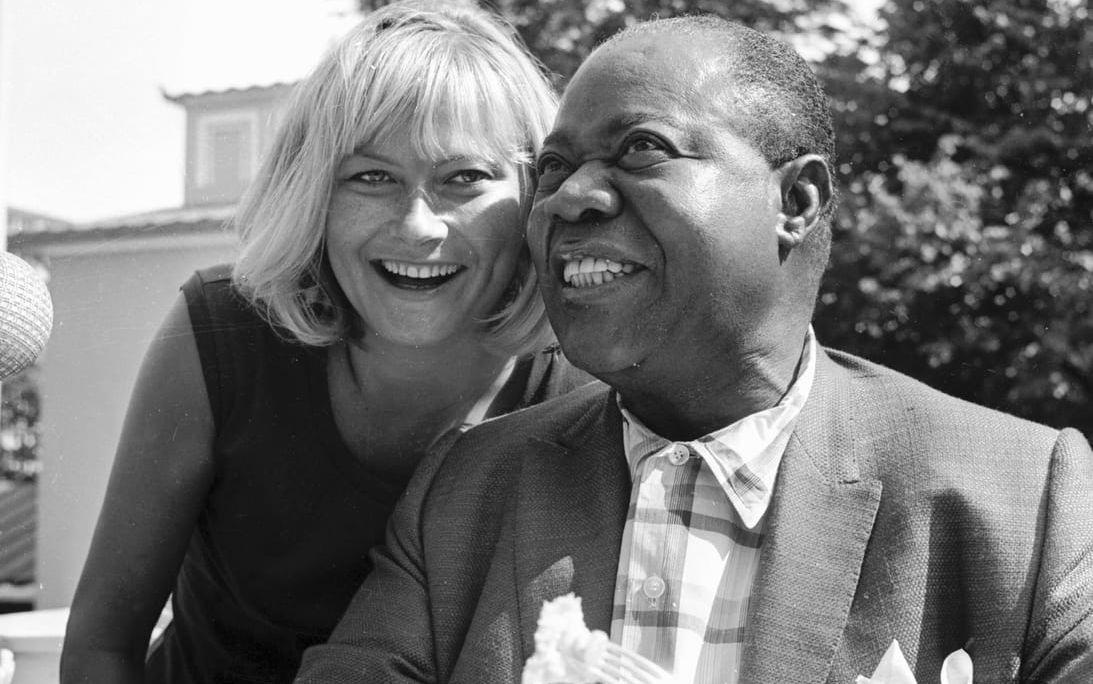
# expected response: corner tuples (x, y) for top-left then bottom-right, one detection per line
(232, 0), (557, 355)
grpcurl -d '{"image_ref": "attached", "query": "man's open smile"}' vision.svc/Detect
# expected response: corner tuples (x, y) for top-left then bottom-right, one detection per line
(560, 255), (638, 288)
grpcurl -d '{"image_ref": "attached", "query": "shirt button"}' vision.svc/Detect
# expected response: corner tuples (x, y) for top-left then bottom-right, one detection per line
(642, 575), (666, 600)
(666, 444), (689, 465)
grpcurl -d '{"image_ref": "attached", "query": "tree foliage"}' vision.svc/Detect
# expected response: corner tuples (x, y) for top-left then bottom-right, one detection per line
(357, 0), (1092, 437)
(816, 0), (1092, 436)
(482, 0), (828, 81)
(359, 0), (846, 81)
(1, 368), (42, 481)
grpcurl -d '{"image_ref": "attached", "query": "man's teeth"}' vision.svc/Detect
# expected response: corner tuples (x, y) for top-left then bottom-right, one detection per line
(381, 260), (460, 279)
(562, 257), (635, 288)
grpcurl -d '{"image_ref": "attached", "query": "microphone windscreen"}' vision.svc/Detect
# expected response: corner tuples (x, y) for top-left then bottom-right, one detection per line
(0, 251), (54, 381)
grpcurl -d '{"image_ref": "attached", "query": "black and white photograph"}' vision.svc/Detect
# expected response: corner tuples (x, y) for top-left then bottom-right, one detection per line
(0, 1), (1089, 682)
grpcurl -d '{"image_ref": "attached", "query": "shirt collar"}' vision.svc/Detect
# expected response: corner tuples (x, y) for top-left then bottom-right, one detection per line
(619, 328), (818, 529)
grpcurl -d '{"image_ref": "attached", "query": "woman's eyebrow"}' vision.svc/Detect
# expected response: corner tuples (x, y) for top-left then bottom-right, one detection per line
(346, 149), (399, 165)
(344, 149), (504, 170)
(431, 154), (503, 170)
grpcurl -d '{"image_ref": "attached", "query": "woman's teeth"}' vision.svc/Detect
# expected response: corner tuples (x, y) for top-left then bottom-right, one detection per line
(381, 260), (460, 279)
(562, 257), (636, 288)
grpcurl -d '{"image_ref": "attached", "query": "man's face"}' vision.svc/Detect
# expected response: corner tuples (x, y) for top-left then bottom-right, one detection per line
(528, 35), (787, 380)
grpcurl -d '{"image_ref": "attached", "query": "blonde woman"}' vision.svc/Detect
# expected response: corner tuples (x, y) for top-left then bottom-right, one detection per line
(60, 3), (590, 682)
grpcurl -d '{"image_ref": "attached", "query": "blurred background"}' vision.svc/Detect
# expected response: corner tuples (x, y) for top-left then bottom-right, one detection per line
(0, 0), (1089, 630)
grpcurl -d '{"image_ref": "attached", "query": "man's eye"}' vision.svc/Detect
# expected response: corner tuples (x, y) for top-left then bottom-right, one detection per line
(349, 170), (394, 185)
(625, 138), (662, 154)
(618, 135), (671, 169)
(535, 155), (570, 190)
(536, 156), (565, 176)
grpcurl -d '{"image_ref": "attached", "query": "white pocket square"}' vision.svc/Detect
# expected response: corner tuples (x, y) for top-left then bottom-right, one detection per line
(855, 640), (973, 684)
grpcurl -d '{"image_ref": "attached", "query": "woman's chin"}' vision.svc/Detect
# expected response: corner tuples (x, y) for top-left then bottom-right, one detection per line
(364, 319), (472, 351)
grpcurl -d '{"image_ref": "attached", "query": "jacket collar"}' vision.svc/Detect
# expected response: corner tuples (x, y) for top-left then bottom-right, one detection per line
(513, 388), (630, 657)
(740, 347), (883, 682)
(509, 350), (883, 683)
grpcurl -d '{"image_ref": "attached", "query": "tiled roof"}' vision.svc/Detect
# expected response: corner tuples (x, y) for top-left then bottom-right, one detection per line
(0, 481), (35, 586)
(7, 204), (235, 247)
(6, 208), (74, 237)
(162, 81), (296, 104)
(81, 204), (235, 230)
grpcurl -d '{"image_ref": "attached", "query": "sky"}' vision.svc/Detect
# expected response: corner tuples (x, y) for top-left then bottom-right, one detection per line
(2, 0), (885, 226)
(3, 0), (359, 224)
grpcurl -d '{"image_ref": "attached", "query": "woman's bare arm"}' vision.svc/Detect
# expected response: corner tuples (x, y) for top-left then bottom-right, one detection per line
(60, 293), (216, 684)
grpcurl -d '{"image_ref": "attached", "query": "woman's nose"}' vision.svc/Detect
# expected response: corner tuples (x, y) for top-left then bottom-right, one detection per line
(542, 162), (621, 225)
(394, 195), (448, 247)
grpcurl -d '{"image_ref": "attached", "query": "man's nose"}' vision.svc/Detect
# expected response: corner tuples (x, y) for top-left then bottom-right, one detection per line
(543, 162), (620, 225)
(394, 195), (448, 247)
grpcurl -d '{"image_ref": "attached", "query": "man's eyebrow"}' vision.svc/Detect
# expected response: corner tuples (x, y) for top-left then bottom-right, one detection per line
(613, 111), (686, 131)
(541, 111), (689, 153)
(540, 130), (570, 152)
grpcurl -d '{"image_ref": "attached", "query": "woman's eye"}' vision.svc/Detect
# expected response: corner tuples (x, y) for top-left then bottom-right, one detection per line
(349, 170), (394, 185)
(618, 135), (671, 169)
(449, 169), (491, 185)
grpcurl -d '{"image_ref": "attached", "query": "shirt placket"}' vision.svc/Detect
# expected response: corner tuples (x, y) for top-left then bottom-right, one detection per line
(621, 442), (702, 674)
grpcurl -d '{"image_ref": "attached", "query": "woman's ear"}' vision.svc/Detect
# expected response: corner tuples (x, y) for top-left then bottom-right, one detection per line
(775, 154), (833, 256)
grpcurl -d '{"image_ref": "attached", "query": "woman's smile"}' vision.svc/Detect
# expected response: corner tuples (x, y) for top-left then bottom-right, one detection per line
(373, 260), (466, 291)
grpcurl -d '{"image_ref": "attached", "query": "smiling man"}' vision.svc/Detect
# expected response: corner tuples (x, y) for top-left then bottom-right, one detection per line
(296, 16), (1093, 684)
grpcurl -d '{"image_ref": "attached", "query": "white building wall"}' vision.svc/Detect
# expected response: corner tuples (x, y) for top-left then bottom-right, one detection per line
(29, 232), (235, 608)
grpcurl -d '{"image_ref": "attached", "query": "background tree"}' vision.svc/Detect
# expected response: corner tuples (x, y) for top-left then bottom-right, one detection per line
(817, 0), (1092, 436)
(358, 0), (850, 81)
(358, 0), (1092, 438)
(1, 368), (42, 481)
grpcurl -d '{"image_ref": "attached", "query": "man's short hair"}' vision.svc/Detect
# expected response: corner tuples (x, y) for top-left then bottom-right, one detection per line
(601, 15), (837, 280)
(602, 15), (836, 174)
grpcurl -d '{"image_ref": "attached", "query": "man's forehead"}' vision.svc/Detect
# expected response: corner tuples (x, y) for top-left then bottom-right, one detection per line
(550, 33), (736, 143)
(580, 32), (724, 93)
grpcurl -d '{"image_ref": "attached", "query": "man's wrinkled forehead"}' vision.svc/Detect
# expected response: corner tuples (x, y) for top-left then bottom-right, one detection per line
(548, 33), (738, 147)
(586, 32), (726, 103)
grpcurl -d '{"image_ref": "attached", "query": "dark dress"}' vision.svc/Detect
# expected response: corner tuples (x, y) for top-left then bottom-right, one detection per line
(145, 265), (593, 683)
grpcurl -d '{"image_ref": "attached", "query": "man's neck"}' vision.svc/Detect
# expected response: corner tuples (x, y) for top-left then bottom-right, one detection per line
(607, 332), (810, 441)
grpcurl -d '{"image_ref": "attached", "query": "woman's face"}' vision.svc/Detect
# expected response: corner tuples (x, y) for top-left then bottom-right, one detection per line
(325, 124), (525, 349)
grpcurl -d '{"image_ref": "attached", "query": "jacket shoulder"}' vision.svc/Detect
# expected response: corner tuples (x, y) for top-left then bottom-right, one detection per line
(458, 381), (610, 455)
(822, 347), (1060, 446)
(422, 381), (610, 492)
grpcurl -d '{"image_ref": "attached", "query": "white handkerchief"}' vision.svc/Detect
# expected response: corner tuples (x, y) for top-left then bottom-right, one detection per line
(855, 640), (917, 684)
(854, 640), (973, 684)
(940, 648), (973, 684)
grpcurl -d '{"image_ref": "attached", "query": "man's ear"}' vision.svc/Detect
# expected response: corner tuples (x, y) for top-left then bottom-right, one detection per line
(774, 154), (832, 256)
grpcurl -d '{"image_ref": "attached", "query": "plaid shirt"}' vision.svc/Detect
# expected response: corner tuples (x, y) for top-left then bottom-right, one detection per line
(610, 331), (817, 683)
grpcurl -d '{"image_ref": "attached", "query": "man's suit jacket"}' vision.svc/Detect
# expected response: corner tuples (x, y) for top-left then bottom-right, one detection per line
(296, 348), (1093, 683)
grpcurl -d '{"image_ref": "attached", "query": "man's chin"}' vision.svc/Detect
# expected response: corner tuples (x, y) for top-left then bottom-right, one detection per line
(558, 336), (646, 380)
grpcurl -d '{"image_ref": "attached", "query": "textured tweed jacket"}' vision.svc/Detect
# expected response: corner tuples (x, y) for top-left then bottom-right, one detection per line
(296, 348), (1093, 683)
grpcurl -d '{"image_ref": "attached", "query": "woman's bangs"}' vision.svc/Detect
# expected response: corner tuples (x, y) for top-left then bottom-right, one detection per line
(350, 35), (529, 165)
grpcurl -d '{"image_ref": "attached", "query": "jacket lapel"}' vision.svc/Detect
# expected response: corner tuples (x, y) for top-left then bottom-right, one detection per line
(514, 390), (631, 657)
(741, 349), (883, 683)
